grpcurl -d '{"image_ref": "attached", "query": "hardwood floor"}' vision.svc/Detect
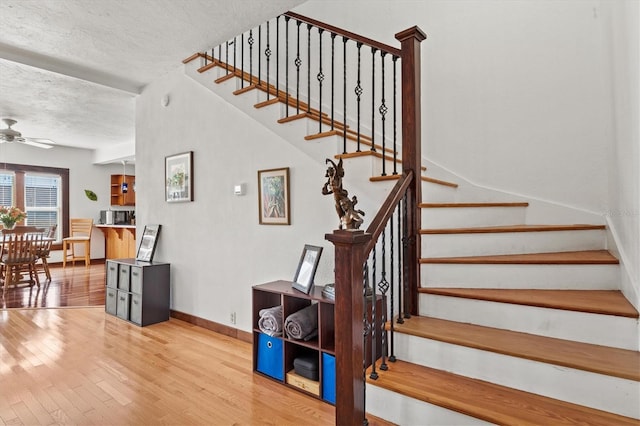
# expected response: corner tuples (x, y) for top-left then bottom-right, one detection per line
(1, 263), (106, 309)
(0, 263), (394, 425)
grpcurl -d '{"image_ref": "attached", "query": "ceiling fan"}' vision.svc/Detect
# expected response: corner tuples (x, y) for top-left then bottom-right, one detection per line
(0, 118), (55, 149)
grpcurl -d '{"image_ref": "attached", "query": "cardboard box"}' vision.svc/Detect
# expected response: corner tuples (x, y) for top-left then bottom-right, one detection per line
(286, 370), (320, 396)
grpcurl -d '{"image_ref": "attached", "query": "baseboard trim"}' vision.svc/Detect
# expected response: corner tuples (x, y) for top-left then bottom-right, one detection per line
(170, 310), (252, 343)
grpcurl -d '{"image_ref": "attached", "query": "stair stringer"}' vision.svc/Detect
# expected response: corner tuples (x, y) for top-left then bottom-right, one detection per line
(184, 60), (400, 216)
(421, 157), (606, 225)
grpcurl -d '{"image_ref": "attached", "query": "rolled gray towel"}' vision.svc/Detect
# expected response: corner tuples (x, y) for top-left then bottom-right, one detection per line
(285, 303), (318, 341)
(258, 305), (283, 337)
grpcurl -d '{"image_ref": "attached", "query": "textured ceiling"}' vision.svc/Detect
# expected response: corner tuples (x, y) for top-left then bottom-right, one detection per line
(0, 0), (304, 160)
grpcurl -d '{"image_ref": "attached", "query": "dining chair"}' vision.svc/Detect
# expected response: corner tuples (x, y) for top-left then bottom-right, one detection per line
(62, 218), (94, 268)
(0, 231), (42, 295)
(35, 224), (57, 280)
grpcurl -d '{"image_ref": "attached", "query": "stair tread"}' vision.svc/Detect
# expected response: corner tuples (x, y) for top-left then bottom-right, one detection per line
(371, 174), (459, 188)
(420, 223), (606, 234)
(419, 288), (639, 318)
(367, 360), (639, 426)
(420, 250), (619, 264)
(391, 315), (640, 381)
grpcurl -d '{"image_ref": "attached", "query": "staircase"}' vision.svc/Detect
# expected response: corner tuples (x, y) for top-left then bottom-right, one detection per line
(182, 15), (639, 424)
(364, 191), (639, 424)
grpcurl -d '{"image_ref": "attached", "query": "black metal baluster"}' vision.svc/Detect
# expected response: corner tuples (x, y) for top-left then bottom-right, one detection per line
(233, 36), (237, 77)
(307, 24), (312, 114)
(403, 192), (411, 319)
(362, 262), (371, 426)
(225, 41), (229, 75)
(342, 36), (348, 154)
(265, 21), (271, 100)
(276, 17), (280, 102)
(258, 26), (262, 90)
(204, 49), (208, 67)
(389, 207), (397, 362)
(330, 33), (336, 131)
(369, 245), (378, 380)
(379, 52), (388, 176)
(355, 42), (363, 152)
(295, 21), (302, 114)
(397, 194), (405, 324)
(317, 28), (324, 134)
(248, 30), (254, 86)
(241, 33), (245, 88)
(392, 56), (399, 175)
(285, 17), (290, 117)
(370, 47), (377, 152)
(377, 227), (389, 372)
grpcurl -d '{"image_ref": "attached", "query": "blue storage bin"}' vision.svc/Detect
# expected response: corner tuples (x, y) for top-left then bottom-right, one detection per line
(257, 333), (284, 380)
(322, 352), (336, 404)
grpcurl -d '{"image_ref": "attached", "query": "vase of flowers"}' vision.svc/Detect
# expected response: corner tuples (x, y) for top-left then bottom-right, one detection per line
(0, 206), (27, 230)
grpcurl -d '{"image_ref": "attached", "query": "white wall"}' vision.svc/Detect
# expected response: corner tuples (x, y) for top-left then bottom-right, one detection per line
(136, 69), (337, 331)
(602, 0), (640, 308)
(136, 0), (639, 328)
(0, 142), (129, 259)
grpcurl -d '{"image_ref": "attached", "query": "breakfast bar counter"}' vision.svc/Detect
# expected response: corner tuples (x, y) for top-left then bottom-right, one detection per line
(95, 224), (136, 259)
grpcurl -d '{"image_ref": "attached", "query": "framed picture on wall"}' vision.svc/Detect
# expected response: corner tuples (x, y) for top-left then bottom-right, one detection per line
(166, 151), (194, 202)
(258, 167), (290, 225)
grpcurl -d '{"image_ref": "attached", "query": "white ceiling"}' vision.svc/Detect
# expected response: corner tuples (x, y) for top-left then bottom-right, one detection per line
(0, 0), (304, 160)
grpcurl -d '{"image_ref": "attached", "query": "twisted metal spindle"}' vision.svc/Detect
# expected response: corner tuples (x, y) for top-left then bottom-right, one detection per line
(377, 227), (390, 371)
(342, 36), (348, 154)
(379, 52), (388, 176)
(317, 28), (324, 133)
(369, 245), (378, 380)
(370, 47), (377, 152)
(392, 56), (399, 175)
(355, 42), (363, 152)
(307, 24), (312, 114)
(295, 20), (302, 114)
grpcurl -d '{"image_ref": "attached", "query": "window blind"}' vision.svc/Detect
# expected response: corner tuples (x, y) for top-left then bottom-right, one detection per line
(25, 174), (61, 239)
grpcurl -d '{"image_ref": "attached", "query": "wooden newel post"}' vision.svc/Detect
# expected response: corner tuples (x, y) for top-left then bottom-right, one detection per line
(396, 26), (426, 315)
(325, 229), (372, 426)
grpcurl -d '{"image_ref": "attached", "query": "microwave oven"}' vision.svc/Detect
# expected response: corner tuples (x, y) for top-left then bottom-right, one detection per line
(100, 210), (134, 225)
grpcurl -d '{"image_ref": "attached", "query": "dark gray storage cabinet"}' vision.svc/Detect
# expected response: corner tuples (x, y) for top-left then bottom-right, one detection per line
(105, 258), (170, 326)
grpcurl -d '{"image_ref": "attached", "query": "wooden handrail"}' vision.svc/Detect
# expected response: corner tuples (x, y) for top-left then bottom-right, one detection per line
(283, 12), (402, 58)
(364, 170), (414, 256)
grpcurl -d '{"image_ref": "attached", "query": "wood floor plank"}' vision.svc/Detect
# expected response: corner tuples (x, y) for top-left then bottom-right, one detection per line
(420, 288), (639, 318)
(0, 307), (396, 425)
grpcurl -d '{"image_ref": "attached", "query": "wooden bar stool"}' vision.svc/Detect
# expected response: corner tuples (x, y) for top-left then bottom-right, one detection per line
(62, 219), (93, 268)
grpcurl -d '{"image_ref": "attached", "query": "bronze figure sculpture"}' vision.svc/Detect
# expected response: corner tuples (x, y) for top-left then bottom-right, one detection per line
(322, 158), (365, 230)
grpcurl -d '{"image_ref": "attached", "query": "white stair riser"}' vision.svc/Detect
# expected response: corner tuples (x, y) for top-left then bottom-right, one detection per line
(419, 294), (638, 350)
(421, 207), (527, 228)
(367, 384), (492, 426)
(423, 182), (459, 203)
(393, 333), (639, 419)
(420, 263), (619, 289)
(421, 229), (606, 257)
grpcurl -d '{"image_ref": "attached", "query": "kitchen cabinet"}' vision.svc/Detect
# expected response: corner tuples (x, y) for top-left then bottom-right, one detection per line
(105, 258), (170, 326)
(111, 174), (136, 206)
(95, 225), (136, 259)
